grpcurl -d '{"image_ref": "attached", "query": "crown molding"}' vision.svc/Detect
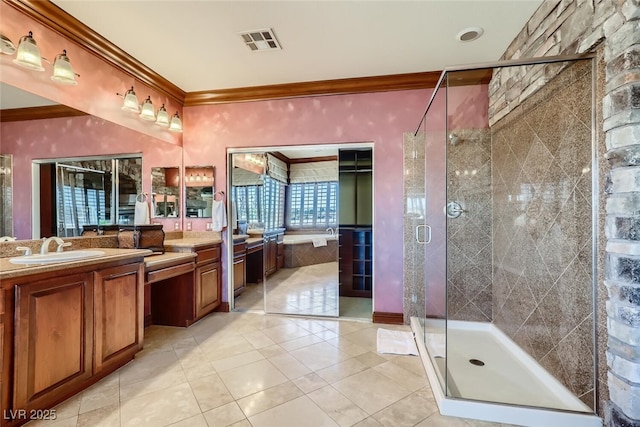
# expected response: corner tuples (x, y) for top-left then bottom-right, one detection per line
(184, 72), (442, 106)
(4, 0), (492, 108)
(3, 0), (186, 104)
(1, 105), (88, 122)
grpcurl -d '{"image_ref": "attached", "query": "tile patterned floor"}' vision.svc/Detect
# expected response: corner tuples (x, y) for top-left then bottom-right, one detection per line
(234, 263), (372, 321)
(28, 311), (514, 427)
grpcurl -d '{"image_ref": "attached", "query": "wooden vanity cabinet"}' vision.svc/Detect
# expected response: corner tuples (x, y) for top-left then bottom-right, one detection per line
(13, 272), (95, 413)
(264, 232), (284, 277)
(233, 242), (246, 297)
(160, 243), (222, 322)
(93, 263), (144, 374)
(1, 257), (144, 426)
(264, 235), (277, 276)
(194, 245), (222, 320)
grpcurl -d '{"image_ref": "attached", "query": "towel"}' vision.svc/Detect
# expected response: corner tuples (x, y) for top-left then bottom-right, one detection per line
(211, 200), (227, 232)
(377, 329), (418, 356)
(312, 237), (327, 247)
(134, 201), (150, 225)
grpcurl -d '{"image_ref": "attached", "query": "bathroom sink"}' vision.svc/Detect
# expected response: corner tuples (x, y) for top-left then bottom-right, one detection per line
(9, 250), (106, 265)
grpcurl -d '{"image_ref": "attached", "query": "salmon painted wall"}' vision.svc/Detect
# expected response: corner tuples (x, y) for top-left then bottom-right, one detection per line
(0, 2), (182, 145)
(182, 86), (488, 314)
(1, 115), (182, 239)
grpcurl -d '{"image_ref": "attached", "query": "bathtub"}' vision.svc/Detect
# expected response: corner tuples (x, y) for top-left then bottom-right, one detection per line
(282, 234), (338, 244)
(283, 233), (338, 268)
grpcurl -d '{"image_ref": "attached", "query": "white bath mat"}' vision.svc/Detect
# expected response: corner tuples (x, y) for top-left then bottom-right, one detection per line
(376, 328), (418, 356)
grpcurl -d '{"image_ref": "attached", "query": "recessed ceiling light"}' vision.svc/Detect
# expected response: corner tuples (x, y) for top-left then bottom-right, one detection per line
(456, 27), (484, 42)
(239, 28), (281, 51)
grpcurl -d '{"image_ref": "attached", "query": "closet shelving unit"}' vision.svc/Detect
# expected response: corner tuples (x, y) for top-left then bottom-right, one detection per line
(338, 149), (373, 298)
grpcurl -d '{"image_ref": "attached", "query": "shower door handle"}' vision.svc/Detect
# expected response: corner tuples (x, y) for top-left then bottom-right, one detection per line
(415, 224), (432, 244)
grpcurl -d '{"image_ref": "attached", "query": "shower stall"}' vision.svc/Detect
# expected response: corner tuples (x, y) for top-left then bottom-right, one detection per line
(408, 54), (602, 427)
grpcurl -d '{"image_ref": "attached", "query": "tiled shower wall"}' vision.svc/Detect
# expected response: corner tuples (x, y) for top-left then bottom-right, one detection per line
(446, 128), (492, 321)
(491, 60), (594, 407)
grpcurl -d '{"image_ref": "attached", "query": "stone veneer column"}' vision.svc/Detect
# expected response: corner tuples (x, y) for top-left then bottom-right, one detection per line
(603, 10), (640, 425)
(491, 1), (640, 425)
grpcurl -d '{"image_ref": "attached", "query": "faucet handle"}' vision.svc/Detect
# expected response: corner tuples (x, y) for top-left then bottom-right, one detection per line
(16, 246), (32, 256)
(57, 242), (72, 252)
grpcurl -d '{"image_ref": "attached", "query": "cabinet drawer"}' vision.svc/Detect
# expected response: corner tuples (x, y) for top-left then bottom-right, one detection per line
(146, 262), (195, 284)
(197, 246), (220, 264)
(234, 243), (247, 255)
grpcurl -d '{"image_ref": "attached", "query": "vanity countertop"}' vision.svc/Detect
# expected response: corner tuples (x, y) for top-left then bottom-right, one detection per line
(144, 251), (197, 270)
(232, 234), (249, 244)
(164, 237), (223, 250)
(0, 248), (150, 281)
(246, 237), (263, 247)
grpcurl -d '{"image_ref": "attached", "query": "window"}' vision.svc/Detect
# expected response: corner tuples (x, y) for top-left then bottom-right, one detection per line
(232, 176), (285, 229)
(232, 185), (262, 224)
(263, 177), (285, 229)
(287, 181), (338, 228)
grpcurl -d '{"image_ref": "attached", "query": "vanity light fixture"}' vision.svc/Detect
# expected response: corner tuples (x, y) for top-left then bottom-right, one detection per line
(51, 50), (78, 85)
(168, 112), (183, 133)
(13, 31), (44, 71)
(2, 32), (80, 85)
(118, 86), (140, 113)
(0, 34), (16, 55)
(155, 104), (170, 127)
(139, 96), (156, 121)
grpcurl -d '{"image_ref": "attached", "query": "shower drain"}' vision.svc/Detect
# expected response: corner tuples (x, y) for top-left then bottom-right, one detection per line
(469, 359), (485, 366)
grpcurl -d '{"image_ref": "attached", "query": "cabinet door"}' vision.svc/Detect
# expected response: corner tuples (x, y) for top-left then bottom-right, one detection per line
(233, 256), (246, 294)
(93, 263), (143, 374)
(265, 236), (277, 276)
(195, 261), (221, 319)
(14, 273), (94, 411)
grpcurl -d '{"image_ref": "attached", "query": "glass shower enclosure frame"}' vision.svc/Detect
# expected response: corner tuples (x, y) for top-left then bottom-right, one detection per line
(411, 53), (601, 427)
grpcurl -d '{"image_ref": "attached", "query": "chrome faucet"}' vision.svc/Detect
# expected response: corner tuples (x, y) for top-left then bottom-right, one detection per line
(40, 236), (71, 254)
(326, 227), (335, 236)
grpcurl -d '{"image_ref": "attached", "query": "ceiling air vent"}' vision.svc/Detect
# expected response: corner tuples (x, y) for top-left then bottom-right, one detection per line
(239, 28), (281, 51)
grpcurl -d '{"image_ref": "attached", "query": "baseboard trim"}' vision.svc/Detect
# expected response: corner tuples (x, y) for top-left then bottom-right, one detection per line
(372, 311), (404, 324)
(216, 302), (230, 313)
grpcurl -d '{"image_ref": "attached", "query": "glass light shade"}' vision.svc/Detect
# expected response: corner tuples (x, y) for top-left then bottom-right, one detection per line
(13, 31), (44, 71)
(155, 104), (170, 126)
(51, 50), (77, 85)
(121, 87), (140, 113)
(139, 96), (156, 121)
(0, 34), (16, 55)
(169, 112), (183, 133)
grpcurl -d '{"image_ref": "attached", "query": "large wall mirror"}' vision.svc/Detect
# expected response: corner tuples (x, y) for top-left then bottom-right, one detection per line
(0, 154), (12, 237)
(37, 156), (142, 237)
(185, 166), (214, 218)
(151, 166), (180, 218)
(0, 82), (184, 240)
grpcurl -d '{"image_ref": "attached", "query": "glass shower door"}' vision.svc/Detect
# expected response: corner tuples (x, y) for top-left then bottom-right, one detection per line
(420, 76), (448, 393)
